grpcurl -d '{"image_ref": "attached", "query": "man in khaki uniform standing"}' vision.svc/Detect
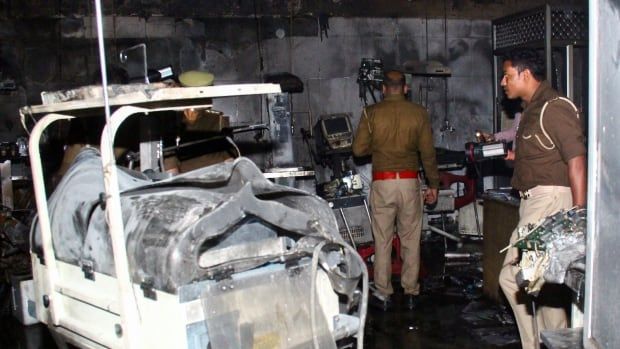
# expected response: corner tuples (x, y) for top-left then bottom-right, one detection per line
(352, 70), (439, 310)
(497, 50), (587, 349)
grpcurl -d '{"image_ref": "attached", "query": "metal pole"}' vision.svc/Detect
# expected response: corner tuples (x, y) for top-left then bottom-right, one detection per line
(566, 44), (574, 100)
(339, 208), (357, 249)
(493, 55), (501, 134)
(584, 0), (599, 346)
(94, 1), (141, 347)
(363, 198), (372, 225)
(427, 224), (462, 244)
(545, 5), (553, 83)
(94, 2), (112, 129)
(491, 24), (502, 189)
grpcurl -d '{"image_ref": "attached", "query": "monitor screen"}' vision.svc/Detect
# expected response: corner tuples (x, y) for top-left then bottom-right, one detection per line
(323, 117), (350, 135)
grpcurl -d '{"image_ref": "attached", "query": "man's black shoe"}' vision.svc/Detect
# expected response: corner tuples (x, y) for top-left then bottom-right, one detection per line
(369, 294), (393, 311)
(405, 294), (419, 310)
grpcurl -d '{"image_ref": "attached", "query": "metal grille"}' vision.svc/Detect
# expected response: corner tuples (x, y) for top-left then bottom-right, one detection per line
(494, 6), (586, 50)
(494, 12), (545, 50)
(339, 225), (372, 244)
(551, 9), (587, 41)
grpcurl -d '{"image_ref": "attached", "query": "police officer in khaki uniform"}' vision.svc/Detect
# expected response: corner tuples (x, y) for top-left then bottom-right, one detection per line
(497, 50), (587, 349)
(353, 70), (439, 310)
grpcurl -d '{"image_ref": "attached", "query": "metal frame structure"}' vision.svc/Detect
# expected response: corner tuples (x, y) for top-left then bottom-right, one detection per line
(26, 82), (369, 349)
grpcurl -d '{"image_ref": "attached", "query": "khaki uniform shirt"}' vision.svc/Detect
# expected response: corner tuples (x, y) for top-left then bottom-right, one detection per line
(352, 94), (440, 188)
(511, 81), (586, 191)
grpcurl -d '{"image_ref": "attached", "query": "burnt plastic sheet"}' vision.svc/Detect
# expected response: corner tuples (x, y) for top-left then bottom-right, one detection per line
(35, 148), (346, 293)
(445, 273), (483, 300)
(461, 300), (519, 346)
(202, 264), (336, 349)
(471, 326), (520, 346)
(461, 301), (514, 326)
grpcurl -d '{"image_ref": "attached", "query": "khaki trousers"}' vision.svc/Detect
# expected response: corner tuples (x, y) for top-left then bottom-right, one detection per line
(370, 178), (423, 296)
(499, 186), (573, 349)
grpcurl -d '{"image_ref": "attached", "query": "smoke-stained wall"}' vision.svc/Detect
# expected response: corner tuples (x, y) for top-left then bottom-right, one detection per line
(0, 15), (494, 168)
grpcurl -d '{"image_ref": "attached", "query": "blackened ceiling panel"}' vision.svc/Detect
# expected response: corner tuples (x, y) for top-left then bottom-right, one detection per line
(1, 0), (586, 20)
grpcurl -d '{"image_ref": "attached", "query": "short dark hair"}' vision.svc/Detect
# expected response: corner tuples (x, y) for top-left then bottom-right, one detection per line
(502, 49), (545, 81)
(383, 70), (406, 88)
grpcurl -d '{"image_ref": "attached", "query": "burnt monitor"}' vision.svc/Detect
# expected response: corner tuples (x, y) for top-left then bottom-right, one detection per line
(314, 113), (353, 154)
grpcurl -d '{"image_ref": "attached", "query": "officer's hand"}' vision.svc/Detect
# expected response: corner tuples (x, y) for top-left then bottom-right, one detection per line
(505, 150), (515, 161)
(424, 188), (438, 205)
(481, 131), (495, 142)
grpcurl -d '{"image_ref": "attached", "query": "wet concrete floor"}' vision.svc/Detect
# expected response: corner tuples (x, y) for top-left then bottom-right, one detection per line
(0, 238), (521, 349)
(363, 291), (521, 348)
(363, 237), (521, 349)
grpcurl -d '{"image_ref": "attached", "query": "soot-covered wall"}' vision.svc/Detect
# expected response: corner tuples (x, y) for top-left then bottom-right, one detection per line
(0, 15), (493, 169)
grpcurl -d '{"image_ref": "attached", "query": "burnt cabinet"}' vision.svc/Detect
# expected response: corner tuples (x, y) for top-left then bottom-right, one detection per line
(482, 196), (519, 303)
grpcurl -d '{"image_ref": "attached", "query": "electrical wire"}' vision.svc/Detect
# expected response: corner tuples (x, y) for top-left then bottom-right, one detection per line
(225, 136), (241, 157)
(423, 5), (431, 109)
(20, 111), (32, 135)
(252, 0), (264, 73)
(300, 129), (318, 168)
(442, 0), (450, 137)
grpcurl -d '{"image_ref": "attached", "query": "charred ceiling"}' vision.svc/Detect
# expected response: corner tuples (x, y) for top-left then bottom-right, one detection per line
(0, 0), (586, 20)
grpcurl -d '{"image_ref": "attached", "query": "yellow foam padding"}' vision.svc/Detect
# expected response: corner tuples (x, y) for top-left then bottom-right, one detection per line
(178, 70), (215, 87)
